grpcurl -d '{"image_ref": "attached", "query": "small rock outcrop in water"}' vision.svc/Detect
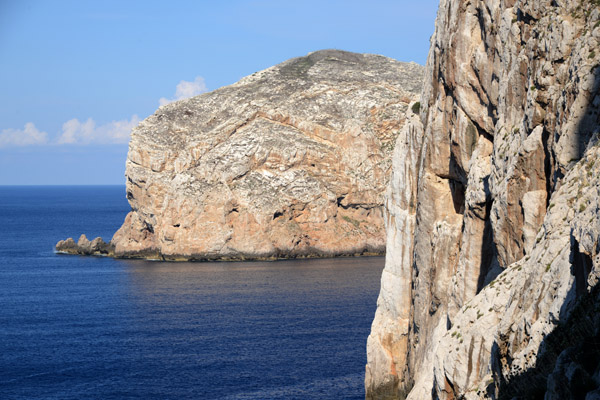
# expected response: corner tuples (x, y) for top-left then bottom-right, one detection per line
(366, 0), (600, 398)
(56, 50), (423, 260)
(56, 234), (114, 256)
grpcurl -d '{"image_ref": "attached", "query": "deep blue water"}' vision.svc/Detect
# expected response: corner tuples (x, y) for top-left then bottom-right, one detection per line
(0, 186), (383, 399)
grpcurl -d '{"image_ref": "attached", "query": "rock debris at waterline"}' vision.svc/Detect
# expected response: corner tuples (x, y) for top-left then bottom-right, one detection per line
(56, 235), (113, 256)
(56, 49), (424, 261)
(55, 234), (385, 261)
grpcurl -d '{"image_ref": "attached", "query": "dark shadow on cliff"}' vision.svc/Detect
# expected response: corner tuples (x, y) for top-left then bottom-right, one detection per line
(491, 64), (600, 399)
(573, 64), (600, 162)
(492, 272), (600, 400)
(553, 63), (600, 185)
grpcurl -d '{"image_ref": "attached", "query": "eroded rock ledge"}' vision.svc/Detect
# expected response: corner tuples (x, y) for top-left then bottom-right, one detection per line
(56, 50), (424, 261)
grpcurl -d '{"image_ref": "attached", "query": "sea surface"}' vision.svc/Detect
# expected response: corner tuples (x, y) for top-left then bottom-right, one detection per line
(0, 186), (384, 400)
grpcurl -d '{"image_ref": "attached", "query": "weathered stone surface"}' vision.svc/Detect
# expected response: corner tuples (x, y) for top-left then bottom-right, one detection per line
(88, 50), (422, 261)
(367, 0), (600, 398)
(366, 105), (424, 398)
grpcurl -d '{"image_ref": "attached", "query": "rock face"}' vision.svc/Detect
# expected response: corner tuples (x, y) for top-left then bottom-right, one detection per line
(366, 0), (600, 398)
(78, 50), (422, 260)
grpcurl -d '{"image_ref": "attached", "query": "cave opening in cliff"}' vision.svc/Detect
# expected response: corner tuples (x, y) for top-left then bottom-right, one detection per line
(572, 237), (593, 297)
(449, 178), (466, 214)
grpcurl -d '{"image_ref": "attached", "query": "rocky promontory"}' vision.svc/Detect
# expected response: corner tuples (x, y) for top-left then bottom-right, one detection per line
(57, 50), (423, 261)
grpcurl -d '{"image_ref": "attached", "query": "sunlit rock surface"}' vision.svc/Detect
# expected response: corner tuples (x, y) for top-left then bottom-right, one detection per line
(58, 50), (423, 261)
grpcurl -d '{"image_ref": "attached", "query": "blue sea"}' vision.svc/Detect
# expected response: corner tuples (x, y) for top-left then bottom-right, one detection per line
(0, 186), (383, 399)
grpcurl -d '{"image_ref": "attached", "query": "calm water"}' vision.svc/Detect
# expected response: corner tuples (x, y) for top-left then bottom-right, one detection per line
(0, 186), (384, 399)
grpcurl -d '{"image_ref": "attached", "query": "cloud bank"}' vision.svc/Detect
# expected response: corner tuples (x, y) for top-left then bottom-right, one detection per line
(57, 115), (140, 144)
(159, 76), (207, 106)
(0, 123), (48, 148)
(1, 76), (207, 148)
(0, 116), (140, 148)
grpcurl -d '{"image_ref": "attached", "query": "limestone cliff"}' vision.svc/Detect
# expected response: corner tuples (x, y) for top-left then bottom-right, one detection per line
(57, 50), (423, 260)
(366, 0), (600, 398)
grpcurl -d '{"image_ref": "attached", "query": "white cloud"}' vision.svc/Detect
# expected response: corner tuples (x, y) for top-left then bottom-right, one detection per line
(159, 76), (207, 106)
(0, 122), (48, 148)
(57, 115), (140, 145)
(1, 76), (206, 148)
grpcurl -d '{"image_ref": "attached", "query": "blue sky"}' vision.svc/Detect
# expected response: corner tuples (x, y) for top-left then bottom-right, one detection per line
(0, 0), (439, 184)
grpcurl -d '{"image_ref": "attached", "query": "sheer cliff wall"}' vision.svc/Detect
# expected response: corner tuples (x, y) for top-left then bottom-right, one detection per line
(366, 0), (600, 398)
